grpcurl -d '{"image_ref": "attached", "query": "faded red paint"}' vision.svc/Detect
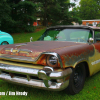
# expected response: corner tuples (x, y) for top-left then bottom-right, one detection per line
(0, 41), (95, 68)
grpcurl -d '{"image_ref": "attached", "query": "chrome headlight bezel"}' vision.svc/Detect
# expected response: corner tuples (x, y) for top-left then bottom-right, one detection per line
(35, 52), (63, 68)
(47, 55), (58, 67)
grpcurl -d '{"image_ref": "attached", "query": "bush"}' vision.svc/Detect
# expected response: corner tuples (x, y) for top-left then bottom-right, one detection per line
(88, 24), (93, 26)
(96, 24), (100, 27)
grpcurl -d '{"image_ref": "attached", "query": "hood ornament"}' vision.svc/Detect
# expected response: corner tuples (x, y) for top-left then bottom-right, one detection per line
(30, 37), (33, 42)
(11, 48), (13, 52)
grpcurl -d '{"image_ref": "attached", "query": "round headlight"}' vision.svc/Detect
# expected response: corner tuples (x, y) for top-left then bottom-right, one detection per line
(47, 55), (58, 67)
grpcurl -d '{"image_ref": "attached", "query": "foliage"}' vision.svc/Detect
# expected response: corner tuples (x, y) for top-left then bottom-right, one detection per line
(0, 0), (11, 20)
(78, 0), (100, 20)
(70, 8), (82, 25)
(0, 0), (12, 28)
(0, 0), (37, 33)
(96, 24), (100, 27)
(0, 0), (82, 33)
(88, 24), (93, 26)
(35, 0), (81, 26)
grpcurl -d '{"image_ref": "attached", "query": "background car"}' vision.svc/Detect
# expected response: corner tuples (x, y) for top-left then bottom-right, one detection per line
(0, 30), (14, 45)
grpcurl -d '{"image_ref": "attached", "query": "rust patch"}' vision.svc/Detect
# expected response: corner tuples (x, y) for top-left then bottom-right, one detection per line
(60, 45), (95, 68)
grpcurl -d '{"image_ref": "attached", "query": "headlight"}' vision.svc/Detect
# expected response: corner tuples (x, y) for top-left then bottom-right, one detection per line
(47, 55), (58, 67)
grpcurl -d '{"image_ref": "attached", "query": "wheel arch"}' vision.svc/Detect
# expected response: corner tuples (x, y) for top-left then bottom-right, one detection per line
(1, 41), (9, 45)
(66, 61), (87, 94)
(82, 61), (90, 77)
(73, 61), (90, 77)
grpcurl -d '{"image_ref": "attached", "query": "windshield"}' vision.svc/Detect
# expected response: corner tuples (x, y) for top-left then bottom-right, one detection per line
(38, 28), (92, 43)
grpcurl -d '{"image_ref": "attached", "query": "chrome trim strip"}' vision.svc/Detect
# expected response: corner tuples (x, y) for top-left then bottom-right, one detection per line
(0, 73), (69, 91)
(18, 49), (32, 53)
(4, 48), (32, 53)
(0, 63), (72, 79)
(16, 44), (27, 47)
(0, 55), (34, 62)
(0, 64), (39, 76)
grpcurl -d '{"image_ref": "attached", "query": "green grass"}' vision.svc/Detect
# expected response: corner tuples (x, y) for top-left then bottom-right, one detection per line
(0, 72), (100, 100)
(12, 29), (46, 43)
(0, 29), (100, 100)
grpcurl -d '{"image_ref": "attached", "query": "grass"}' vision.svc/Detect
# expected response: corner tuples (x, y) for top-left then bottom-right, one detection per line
(0, 29), (100, 100)
(0, 72), (100, 100)
(12, 29), (46, 43)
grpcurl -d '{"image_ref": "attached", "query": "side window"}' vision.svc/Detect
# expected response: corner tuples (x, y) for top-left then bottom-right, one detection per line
(95, 30), (100, 42)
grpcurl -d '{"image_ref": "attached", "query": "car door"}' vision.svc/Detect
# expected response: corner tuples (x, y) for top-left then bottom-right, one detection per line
(92, 29), (100, 74)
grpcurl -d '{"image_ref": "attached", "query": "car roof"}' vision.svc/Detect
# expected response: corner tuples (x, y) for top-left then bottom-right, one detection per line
(88, 26), (100, 30)
(47, 25), (100, 30)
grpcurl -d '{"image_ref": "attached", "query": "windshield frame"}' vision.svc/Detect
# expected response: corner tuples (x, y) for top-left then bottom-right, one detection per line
(38, 27), (93, 43)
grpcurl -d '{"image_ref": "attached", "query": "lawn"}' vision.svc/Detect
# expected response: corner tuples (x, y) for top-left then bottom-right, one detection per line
(12, 28), (46, 43)
(0, 29), (100, 100)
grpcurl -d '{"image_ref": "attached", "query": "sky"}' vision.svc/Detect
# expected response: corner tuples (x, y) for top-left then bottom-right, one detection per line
(69, 0), (80, 11)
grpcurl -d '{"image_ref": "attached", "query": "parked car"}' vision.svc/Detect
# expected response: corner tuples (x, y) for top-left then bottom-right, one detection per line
(0, 25), (100, 95)
(0, 30), (14, 45)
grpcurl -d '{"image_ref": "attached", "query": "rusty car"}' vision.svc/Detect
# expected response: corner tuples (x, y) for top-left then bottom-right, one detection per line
(0, 25), (100, 95)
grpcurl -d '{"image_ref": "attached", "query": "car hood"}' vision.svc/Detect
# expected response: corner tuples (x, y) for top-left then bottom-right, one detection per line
(0, 41), (95, 68)
(0, 41), (87, 57)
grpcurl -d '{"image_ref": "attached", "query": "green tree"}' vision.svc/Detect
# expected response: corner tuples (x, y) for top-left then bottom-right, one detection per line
(0, 0), (12, 29)
(35, 0), (81, 26)
(78, 0), (100, 20)
(0, 0), (37, 33)
(12, 0), (37, 32)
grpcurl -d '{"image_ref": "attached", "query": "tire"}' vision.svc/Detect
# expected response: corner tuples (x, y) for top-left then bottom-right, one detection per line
(66, 63), (86, 95)
(1, 41), (9, 45)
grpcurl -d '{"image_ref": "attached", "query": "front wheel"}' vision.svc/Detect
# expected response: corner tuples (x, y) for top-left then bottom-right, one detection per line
(1, 41), (9, 45)
(66, 63), (86, 95)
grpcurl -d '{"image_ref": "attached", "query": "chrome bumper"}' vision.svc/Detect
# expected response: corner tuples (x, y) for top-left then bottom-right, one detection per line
(0, 63), (72, 91)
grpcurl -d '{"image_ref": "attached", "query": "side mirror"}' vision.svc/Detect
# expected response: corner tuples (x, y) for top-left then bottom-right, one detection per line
(30, 37), (33, 42)
(89, 37), (94, 43)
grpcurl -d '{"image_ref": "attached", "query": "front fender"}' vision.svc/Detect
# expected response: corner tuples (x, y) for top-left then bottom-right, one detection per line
(0, 35), (14, 44)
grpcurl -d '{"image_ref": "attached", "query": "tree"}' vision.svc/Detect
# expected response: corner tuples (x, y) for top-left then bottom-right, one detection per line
(78, 0), (100, 20)
(34, 0), (81, 26)
(12, 0), (37, 32)
(0, 0), (37, 33)
(0, 0), (12, 28)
